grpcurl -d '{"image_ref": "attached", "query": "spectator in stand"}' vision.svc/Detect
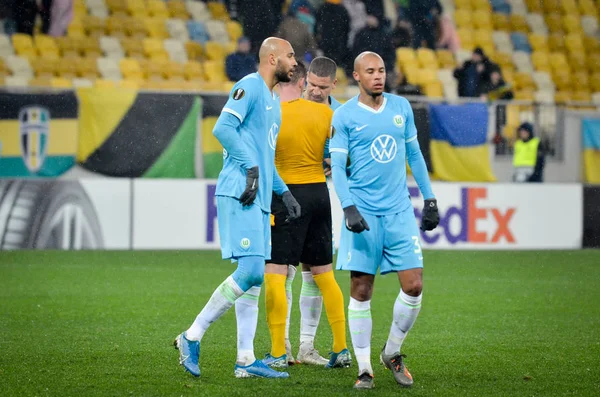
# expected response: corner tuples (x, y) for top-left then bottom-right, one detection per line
(394, 68), (422, 96)
(276, 1), (318, 62)
(13, 0), (38, 35)
(344, 0), (368, 49)
(453, 47), (495, 97)
(483, 67), (513, 100)
(391, 17), (413, 48)
(432, 4), (459, 52)
(362, 0), (386, 26)
(239, 0), (284, 54)
(513, 122), (545, 183)
(406, 0), (439, 49)
(352, 15), (396, 91)
(48, 0), (73, 37)
(225, 37), (258, 82)
(315, 0), (351, 71)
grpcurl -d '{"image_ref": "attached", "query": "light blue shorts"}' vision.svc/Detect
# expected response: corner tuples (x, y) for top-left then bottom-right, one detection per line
(336, 207), (423, 275)
(217, 196), (271, 260)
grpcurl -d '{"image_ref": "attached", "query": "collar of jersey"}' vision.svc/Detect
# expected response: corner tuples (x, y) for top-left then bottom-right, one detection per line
(357, 96), (387, 114)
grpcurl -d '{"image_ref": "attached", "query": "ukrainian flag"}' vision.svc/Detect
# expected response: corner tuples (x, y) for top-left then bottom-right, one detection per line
(428, 103), (496, 182)
(582, 119), (600, 184)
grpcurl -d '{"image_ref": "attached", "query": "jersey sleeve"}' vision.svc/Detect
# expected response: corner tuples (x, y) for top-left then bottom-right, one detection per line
(403, 98), (418, 143)
(329, 108), (349, 154)
(221, 77), (258, 123)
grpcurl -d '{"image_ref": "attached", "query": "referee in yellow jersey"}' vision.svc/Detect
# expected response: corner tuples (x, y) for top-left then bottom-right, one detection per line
(262, 60), (351, 370)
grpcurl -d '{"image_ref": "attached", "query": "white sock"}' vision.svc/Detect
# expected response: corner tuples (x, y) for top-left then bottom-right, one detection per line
(186, 276), (244, 341)
(348, 297), (373, 375)
(235, 286), (261, 366)
(285, 266), (297, 342)
(385, 290), (422, 356)
(299, 271), (322, 345)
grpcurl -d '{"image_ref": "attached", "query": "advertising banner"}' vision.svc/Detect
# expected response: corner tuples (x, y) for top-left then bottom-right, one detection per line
(0, 92), (78, 177)
(582, 118), (600, 184)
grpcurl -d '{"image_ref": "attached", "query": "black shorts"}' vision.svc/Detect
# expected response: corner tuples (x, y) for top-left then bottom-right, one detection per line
(270, 183), (332, 266)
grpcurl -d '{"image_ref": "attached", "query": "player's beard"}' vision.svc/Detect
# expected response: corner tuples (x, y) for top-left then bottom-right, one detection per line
(363, 85), (383, 98)
(275, 62), (292, 84)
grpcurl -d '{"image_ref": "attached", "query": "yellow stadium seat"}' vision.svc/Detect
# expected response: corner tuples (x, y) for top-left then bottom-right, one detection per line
(34, 35), (58, 52)
(184, 61), (203, 80)
(185, 41), (204, 61)
(543, 0), (561, 14)
(531, 52), (549, 70)
(120, 58), (144, 79)
(12, 34), (34, 52)
(553, 70), (571, 91)
(587, 54), (600, 73)
(573, 90), (592, 102)
(95, 79), (118, 89)
(148, 0), (170, 18)
(57, 58), (78, 78)
(514, 72), (536, 90)
(492, 13), (510, 31)
(84, 16), (106, 38)
(491, 52), (513, 69)
(164, 62), (185, 80)
(549, 52), (569, 71)
(525, 0), (542, 13)
(457, 28), (474, 50)
(106, 16), (127, 38)
(572, 71), (590, 91)
(396, 47), (417, 66)
(226, 21), (243, 43)
(204, 41), (226, 61)
(568, 52), (586, 71)
(121, 38), (145, 58)
(208, 2), (230, 20)
(77, 58), (98, 79)
(126, 0), (147, 17)
(454, 0), (472, 9)
(82, 39), (103, 58)
(454, 10), (473, 29)
(336, 67), (348, 86)
(416, 48), (437, 69)
(30, 77), (52, 88)
(580, 0), (598, 16)
(563, 15), (582, 34)
(203, 60), (226, 82)
(436, 50), (455, 68)
(67, 22), (86, 38)
(545, 14), (563, 33)
(224, 41), (236, 56)
(473, 29), (494, 48)
(424, 81), (444, 98)
(548, 33), (566, 51)
(416, 69), (438, 85)
(471, 0), (491, 11)
(125, 17), (147, 39)
(142, 38), (164, 57)
(565, 34), (584, 53)
(590, 73), (600, 91)
(145, 17), (169, 39)
(106, 0), (127, 14)
(511, 15), (529, 33)
(403, 65), (419, 85)
(149, 50), (170, 62)
(473, 10), (492, 29)
(584, 35), (600, 52)
(51, 77), (73, 88)
(119, 79), (141, 89)
(528, 34), (548, 52)
(514, 90), (534, 101)
(31, 58), (57, 78)
(56, 37), (79, 58)
(146, 61), (166, 81)
(400, 59), (419, 74)
(222, 80), (235, 92)
(168, 0), (190, 19)
(561, 0), (579, 16)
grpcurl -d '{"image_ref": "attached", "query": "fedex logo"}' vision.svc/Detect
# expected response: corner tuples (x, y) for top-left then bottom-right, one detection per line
(409, 187), (517, 245)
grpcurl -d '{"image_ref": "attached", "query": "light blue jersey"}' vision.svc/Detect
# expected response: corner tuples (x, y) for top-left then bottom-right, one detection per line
(330, 93), (417, 215)
(329, 95), (342, 110)
(215, 73), (282, 213)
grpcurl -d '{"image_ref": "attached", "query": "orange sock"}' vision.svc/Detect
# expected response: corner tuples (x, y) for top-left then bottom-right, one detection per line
(265, 273), (287, 357)
(313, 270), (347, 353)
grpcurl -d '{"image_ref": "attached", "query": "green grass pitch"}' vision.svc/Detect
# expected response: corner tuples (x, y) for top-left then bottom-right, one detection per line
(1, 250), (599, 396)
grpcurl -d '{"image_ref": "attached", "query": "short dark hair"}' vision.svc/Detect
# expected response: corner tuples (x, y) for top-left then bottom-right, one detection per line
(290, 59), (307, 84)
(308, 56), (337, 80)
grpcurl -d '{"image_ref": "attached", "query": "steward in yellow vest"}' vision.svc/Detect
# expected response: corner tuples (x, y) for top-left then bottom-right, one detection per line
(513, 122), (545, 182)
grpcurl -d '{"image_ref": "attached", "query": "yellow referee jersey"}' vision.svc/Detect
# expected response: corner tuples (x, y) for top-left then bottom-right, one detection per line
(275, 98), (333, 185)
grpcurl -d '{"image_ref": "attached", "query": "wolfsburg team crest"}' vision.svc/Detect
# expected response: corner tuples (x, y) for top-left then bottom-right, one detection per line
(393, 115), (404, 128)
(19, 106), (50, 173)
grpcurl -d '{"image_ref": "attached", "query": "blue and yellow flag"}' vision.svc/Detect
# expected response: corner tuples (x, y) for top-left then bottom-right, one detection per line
(428, 103), (496, 182)
(582, 119), (600, 184)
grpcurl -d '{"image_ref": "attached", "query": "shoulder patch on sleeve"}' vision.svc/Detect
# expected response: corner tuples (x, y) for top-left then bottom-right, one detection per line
(330, 125), (336, 139)
(232, 88), (245, 100)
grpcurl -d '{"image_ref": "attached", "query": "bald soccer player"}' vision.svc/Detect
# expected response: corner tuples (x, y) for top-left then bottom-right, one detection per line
(174, 38), (300, 379)
(261, 60), (351, 370)
(330, 52), (440, 389)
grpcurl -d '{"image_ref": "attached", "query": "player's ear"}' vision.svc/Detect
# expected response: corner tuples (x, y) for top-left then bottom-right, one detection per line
(353, 71), (359, 83)
(332, 78), (337, 89)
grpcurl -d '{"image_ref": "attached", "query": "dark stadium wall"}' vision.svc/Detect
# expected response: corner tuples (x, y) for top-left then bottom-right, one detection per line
(583, 186), (600, 248)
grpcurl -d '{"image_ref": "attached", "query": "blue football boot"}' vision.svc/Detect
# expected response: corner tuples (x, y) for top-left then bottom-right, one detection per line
(174, 332), (200, 377)
(234, 359), (290, 378)
(326, 348), (352, 368)
(262, 353), (288, 369)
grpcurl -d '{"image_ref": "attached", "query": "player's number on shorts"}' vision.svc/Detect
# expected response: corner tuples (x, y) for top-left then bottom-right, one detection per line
(411, 236), (422, 254)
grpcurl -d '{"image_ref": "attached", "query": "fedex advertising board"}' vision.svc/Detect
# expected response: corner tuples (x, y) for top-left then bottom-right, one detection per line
(408, 183), (582, 249)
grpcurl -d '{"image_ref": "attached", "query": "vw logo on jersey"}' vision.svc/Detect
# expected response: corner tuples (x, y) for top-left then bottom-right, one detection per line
(223, 148), (228, 159)
(393, 115), (404, 128)
(370, 135), (397, 163)
(268, 123), (279, 150)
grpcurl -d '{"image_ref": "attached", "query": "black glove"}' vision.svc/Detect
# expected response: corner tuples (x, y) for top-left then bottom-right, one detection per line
(420, 198), (439, 231)
(239, 166), (259, 206)
(281, 191), (301, 222)
(343, 205), (370, 233)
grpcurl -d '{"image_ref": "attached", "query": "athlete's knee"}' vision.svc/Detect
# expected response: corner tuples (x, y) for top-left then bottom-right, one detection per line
(350, 271), (374, 301)
(402, 279), (423, 296)
(234, 255), (266, 290)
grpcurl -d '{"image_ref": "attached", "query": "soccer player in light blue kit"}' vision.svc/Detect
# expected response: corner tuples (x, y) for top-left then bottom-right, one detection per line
(329, 52), (440, 390)
(175, 38), (301, 379)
